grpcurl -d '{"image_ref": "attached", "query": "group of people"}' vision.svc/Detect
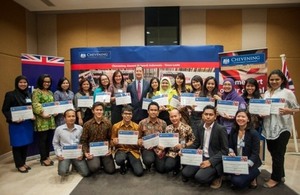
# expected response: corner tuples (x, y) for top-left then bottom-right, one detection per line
(2, 66), (299, 190)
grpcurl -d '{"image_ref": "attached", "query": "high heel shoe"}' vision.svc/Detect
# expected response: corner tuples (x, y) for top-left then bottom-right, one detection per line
(17, 166), (28, 173)
(263, 179), (279, 188)
(249, 178), (258, 189)
(40, 160), (53, 166)
(24, 165), (31, 170)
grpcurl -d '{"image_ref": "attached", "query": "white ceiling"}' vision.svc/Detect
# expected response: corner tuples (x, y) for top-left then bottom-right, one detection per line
(14, 0), (300, 13)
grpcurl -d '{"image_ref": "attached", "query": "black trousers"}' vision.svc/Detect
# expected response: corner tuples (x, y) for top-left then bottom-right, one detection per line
(37, 130), (53, 161)
(12, 145), (28, 168)
(266, 131), (290, 182)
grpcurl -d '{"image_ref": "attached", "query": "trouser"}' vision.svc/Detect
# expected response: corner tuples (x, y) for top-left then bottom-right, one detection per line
(182, 165), (218, 184)
(142, 149), (166, 173)
(115, 151), (144, 176)
(58, 158), (90, 177)
(37, 130), (53, 161)
(86, 155), (116, 174)
(12, 145), (28, 168)
(231, 167), (260, 188)
(164, 156), (181, 173)
(266, 131), (290, 182)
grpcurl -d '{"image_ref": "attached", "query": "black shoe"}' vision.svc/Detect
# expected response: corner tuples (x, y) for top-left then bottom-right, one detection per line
(173, 170), (179, 176)
(40, 160), (53, 166)
(182, 176), (189, 182)
(120, 165), (127, 175)
(249, 178), (258, 189)
(17, 167), (28, 173)
(24, 165), (31, 170)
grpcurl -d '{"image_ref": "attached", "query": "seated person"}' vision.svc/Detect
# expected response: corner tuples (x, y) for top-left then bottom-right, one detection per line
(52, 109), (90, 177)
(228, 109), (262, 189)
(181, 105), (228, 189)
(80, 102), (116, 174)
(111, 105), (143, 177)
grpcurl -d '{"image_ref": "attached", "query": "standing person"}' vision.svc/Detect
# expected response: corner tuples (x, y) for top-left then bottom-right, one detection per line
(94, 74), (111, 121)
(146, 77), (160, 99)
(138, 102), (167, 173)
(52, 109), (90, 178)
(262, 69), (299, 188)
(32, 74), (56, 166)
(190, 75), (204, 134)
(108, 70), (128, 125)
(228, 109), (262, 189)
(74, 78), (94, 126)
(111, 105), (144, 177)
(80, 102), (116, 174)
(172, 72), (189, 96)
(181, 105), (228, 189)
(218, 78), (246, 135)
(158, 76), (173, 125)
(241, 78), (263, 130)
(163, 109), (195, 175)
(2, 75), (34, 173)
(127, 66), (150, 123)
(54, 77), (74, 126)
(200, 76), (221, 100)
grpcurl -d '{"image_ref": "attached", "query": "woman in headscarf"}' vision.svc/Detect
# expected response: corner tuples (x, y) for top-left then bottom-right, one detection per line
(158, 77), (173, 125)
(219, 78), (246, 135)
(2, 75), (34, 173)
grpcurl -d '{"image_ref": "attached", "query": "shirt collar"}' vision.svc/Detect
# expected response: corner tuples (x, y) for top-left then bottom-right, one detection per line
(120, 120), (134, 128)
(203, 122), (214, 131)
(62, 124), (78, 132)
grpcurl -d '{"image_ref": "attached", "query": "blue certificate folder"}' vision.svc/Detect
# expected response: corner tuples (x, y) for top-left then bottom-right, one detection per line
(181, 93), (195, 97)
(143, 133), (158, 140)
(10, 105), (32, 112)
(115, 92), (129, 97)
(63, 145), (81, 150)
(217, 100), (239, 106)
(222, 156), (248, 162)
(119, 130), (138, 135)
(89, 141), (108, 147)
(195, 97), (214, 102)
(249, 99), (269, 104)
(181, 149), (200, 154)
(159, 133), (178, 138)
(266, 98), (286, 103)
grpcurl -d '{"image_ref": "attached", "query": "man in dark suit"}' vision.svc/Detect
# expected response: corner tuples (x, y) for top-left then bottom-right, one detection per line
(127, 66), (149, 123)
(181, 105), (228, 189)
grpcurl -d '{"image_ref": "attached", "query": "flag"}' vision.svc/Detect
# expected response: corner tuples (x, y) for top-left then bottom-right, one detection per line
(281, 54), (295, 92)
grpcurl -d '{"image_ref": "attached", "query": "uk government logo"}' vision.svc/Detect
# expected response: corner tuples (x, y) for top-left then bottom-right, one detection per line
(80, 53), (87, 58)
(222, 58), (230, 65)
(80, 51), (111, 59)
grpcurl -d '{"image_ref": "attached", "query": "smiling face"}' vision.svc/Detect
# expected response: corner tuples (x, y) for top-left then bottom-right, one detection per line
(192, 80), (201, 91)
(151, 79), (159, 91)
(92, 105), (104, 119)
(235, 111), (249, 128)
(269, 74), (283, 90)
(161, 79), (170, 91)
(135, 66), (144, 80)
(223, 81), (232, 93)
(61, 80), (70, 91)
(18, 79), (28, 91)
(245, 83), (256, 96)
(64, 110), (76, 126)
(206, 79), (216, 92)
(122, 110), (133, 123)
(81, 81), (90, 92)
(169, 109), (181, 126)
(148, 104), (159, 119)
(42, 77), (51, 90)
(114, 72), (122, 84)
(175, 76), (184, 87)
(100, 75), (109, 87)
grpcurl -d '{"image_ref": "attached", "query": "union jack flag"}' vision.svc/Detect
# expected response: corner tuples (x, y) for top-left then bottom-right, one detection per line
(281, 54), (295, 92)
(21, 53), (64, 66)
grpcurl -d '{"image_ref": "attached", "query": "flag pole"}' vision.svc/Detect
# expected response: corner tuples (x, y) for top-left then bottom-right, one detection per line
(280, 54), (299, 153)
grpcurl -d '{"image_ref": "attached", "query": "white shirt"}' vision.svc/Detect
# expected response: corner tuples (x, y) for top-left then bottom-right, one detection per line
(203, 122), (214, 158)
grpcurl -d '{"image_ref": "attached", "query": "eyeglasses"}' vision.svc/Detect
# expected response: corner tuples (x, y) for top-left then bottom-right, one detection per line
(122, 112), (132, 115)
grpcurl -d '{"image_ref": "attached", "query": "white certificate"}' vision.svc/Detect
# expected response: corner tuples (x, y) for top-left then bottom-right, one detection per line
(142, 98), (152, 110)
(158, 133), (179, 148)
(194, 97), (215, 112)
(42, 102), (57, 115)
(249, 99), (271, 115)
(77, 96), (93, 108)
(143, 133), (159, 149)
(169, 95), (180, 108)
(10, 105), (34, 122)
(59, 100), (74, 112)
(118, 130), (139, 145)
(222, 156), (249, 175)
(95, 92), (111, 103)
(180, 149), (203, 166)
(115, 93), (132, 105)
(89, 141), (109, 157)
(180, 93), (196, 106)
(217, 100), (239, 117)
(267, 98), (286, 114)
(62, 145), (82, 159)
(152, 94), (168, 106)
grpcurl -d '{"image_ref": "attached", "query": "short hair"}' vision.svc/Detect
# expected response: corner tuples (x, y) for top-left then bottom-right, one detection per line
(202, 105), (216, 114)
(92, 102), (105, 110)
(232, 109), (252, 131)
(57, 77), (71, 92)
(63, 109), (76, 117)
(122, 105), (133, 113)
(148, 101), (159, 110)
(79, 78), (93, 94)
(267, 69), (287, 89)
(135, 65), (144, 72)
(36, 74), (52, 90)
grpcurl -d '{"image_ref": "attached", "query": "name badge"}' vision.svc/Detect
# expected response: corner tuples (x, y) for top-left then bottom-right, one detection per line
(25, 98), (32, 103)
(239, 141), (245, 148)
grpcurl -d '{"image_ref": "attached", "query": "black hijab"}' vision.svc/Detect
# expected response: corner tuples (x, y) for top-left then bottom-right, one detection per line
(14, 75), (31, 105)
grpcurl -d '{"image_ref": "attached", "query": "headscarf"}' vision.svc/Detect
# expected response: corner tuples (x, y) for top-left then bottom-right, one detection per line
(159, 77), (172, 95)
(14, 75), (31, 105)
(222, 78), (240, 101)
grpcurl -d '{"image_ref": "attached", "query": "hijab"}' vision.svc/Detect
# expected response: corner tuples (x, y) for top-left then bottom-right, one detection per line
(159, 77), (172, 95)
(14, 75), (31, 105)
(221, 78), (244, 102)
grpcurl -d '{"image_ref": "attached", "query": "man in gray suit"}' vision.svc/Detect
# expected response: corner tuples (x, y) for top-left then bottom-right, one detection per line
(181, 105), (228, 189)
(127, 66), (150, 123)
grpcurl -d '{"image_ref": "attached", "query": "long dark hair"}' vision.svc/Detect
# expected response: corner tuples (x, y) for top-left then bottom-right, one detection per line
(79, 78), (93, 95)
(242, 78), (261, 99)
(98, 74), (110, 91)
(57, 77), (71, 92)
(36, 74), (52, 90)
(191, 75), (203, 92)
(202, 76), (219, 96)
(148, 77), (160, 98)
(112, 70), (125, 88)
(267, 69), (287, 89)
(172, 72), (186, 93)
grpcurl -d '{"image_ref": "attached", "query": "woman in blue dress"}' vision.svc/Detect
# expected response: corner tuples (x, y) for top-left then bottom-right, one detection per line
(2, 75), (34, 173)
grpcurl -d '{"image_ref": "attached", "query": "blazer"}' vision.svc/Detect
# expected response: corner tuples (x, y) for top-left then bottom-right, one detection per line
(191, 122), (229, 175)
(127, 79), (150, 123)
(228, 128), (262, 170)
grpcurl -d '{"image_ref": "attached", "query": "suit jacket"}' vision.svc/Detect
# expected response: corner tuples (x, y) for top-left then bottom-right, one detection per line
(228, 128), (262, 170)
(191, 122), (229, 174)
(127, 79), (150, 123)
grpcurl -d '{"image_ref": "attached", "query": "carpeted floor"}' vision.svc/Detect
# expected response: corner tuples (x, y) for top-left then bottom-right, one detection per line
(70, 169), (298, 195)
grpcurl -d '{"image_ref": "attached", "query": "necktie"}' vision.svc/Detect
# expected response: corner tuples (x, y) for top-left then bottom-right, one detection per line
(137, 80), (141, 101)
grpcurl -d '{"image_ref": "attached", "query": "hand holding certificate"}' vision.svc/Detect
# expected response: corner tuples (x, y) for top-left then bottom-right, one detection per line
(222, 156), (249, 174)
(62, 144), (82, 159)
(95, 92), (111, 103)
(118, 130), (139, 145)
(180, 93), (196, 106)
(89, 141), (109, 157)
(170, 95), (180, 108)
(180, 149), (203, 166)
(217, 100), (239, 117)
(77, 96), (93, 108)
(143, 133), (159, 149)
(267, 98), (286, 114)
(158, 133), (179, 148)
(10, 105), (34, 122)
(249, 99), (271, 115)
(194, 97), (215, 112)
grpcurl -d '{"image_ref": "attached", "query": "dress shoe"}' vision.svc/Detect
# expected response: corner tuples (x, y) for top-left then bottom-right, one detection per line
(210, 176), (223, 189)
(181, 176), (189, 182)
(18, 166), (28, 173)
(119, 165), (127, 175)
(24, 165), (31, 170)
(40, 160), (53, 166)
(249, 178), (258, 189)
(263, 180), (279, 188)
